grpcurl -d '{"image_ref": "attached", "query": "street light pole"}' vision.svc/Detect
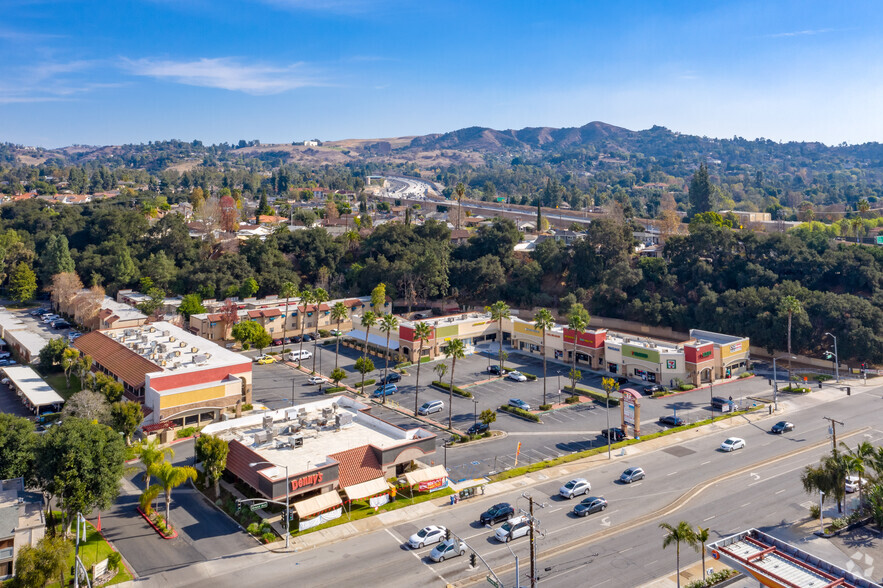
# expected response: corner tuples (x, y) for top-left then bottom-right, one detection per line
(472, 398), (478, 426)
(825, 332), (839, 383)
(819, 490), (825, 534)
(250, 461), (290, 550)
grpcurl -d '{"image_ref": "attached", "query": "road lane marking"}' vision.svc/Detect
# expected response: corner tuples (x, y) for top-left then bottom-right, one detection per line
(618, 546), (633, 554)
(776, 489), (786, 495)
(703, 515), (716, 522)
(385, 528), (449, 584)
(740, 502), (751, 508)
(667, 471), (678, 476)
(701, 460), (711, 465)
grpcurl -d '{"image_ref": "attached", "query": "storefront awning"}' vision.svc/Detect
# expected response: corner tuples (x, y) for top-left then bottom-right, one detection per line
(403, 465), (448, 486)
(343, 477), (390, 501)
(345, 330), (399, 350)
(294, 491), (343, 519)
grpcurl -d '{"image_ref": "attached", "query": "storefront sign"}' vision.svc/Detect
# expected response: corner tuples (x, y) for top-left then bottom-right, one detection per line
(607, 346), (620, 352)
(418, 478), (447, 492)
(700, 350), (712, 359)
(624, 399), (635, 426)
(667, 360), (677, 369)
(291, 472), (324, 491)
(623, 344), (660, 365)
(729, 342), (742, 353)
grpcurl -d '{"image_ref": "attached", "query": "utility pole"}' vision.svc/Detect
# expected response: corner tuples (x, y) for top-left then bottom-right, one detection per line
(822, 416), (844, 453)
(529, 495), (536, 588)
(709, 377), (714, 423)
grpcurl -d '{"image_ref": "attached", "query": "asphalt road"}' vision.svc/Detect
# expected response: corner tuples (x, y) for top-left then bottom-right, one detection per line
(142, 380), (883, 588)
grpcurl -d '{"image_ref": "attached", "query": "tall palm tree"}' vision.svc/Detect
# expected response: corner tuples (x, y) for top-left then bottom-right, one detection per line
(134, 438), (174, 487)
(280, 281), (298, 354)
(413, 322), (432, 416)
(330, 301), (348, 369)
(378, 314), (399, 405)
(841, 440), (875, 508)
(568, 304), (590, 394)
(660, 521), (697, 588)
(454, 182), (466, 230)
(360, 310), (377, 359)
(802, 451), (850, 513)
(297, 287), (314, 364)
(534, 308), (555, 406)
(445, 339), (466, 430)
(311, 287), (329, 373)
(779, 295), (803, 375)
(694, 526), (710, 582)
(486, 301), (510, 374)
(148, 461), (197, 529)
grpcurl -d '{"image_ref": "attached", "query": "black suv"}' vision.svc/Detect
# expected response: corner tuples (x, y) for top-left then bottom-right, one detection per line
(467, 422), (490, 436)
(479, 503), (514, 525)
(600, 427), (626, 441)
(659, 415), (686, 427)
(378, 372), (402, 386)
(488, 365), (506, 376)
(643, 384), (664, 395)
(710, 396), (731, 408)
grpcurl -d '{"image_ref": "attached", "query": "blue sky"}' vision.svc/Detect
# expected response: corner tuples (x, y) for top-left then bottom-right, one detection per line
(1, 0), (882, 147)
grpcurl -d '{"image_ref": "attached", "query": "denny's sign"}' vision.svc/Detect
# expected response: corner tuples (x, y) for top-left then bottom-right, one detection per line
(291, 472), (324, 491)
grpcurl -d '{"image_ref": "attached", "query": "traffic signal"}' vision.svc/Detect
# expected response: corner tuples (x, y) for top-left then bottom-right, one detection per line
(470, 553), (477, 568)
(862, 362), (867, 370)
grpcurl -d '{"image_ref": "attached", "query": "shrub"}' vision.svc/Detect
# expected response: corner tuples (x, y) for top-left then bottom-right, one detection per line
(324, 386), (346, 393)
(354, 379), (376, 388)
(809, 503), (821, 519)
(523, 372), (538, 381)
(247, 522), (260, 535)
(564, 395), (580, 404)
(678, 384), (695, 391)
(261, 531), (276, 543)
(108, 551), (122, 571)
(395, 361), (412, 369)
(260, 522), (273, 535)
(499, 405), (540, 422)
(242, 403), (253, 411)
(817, 374), (833, 382)
(539, 404), (552, 411)
(176, 426), (198, 439)
(419, 357), (431, 363)
(431, 380), (472, 398)
(652, 390), (672, 398)
(739, 371), (754, 379)
(318, 329), (330, 338)
(565, 385), (620, 406)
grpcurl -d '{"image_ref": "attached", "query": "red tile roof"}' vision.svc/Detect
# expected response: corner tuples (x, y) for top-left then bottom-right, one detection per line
(246, 310), (263, 319)
(262, 308), (282, 317)
(329, 446), (382, 487)
(74, 331), (159, 388)
(227, 440), (267, 494)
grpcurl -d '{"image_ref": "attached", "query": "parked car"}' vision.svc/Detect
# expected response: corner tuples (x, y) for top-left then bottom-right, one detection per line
(307, 376), (325, 385)
(466, 422), (490, 436)
(711, 396), (733, 412)
(0, 378), (9, 385)
(287, 350), (312, 361)
(407, 525), (446, 549)
(292, 335), (303, 343)
(255, 355), (276, 365)
(600, 427), (626, 441)
(720, 437), (746, 452)
(771, 421), (794, 434)
(330, 329), (343, 336)
(494, 516), (530, 542)
(373, 384), (397, 397)
(51, 320), (71, 329)
(0, 352), (10, 360)
(377, 372), (402, 385)
(417, 400), (444, 416)
(659, 415), (686, 427)
(559, 478), (591, 499)
(303, 334), (314, 342)
(573, 496), (607, 516)
(846, 475), (869, 493)
(643, 384), (664, 395)
(507, 371), (528, 382)
(508, 398), (530, 411)
(488, 364), (508, 376)
(479, 503), (514, 525)
(620, 467), (645, 484)
(272, 339), (283, 346)
(617, 376), (629, 385)
(429, 538), (465, 562)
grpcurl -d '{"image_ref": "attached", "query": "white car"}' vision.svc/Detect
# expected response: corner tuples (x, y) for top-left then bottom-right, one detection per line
(846, 475), (869, 493)
(307, 376), (325, 385)
(407, 525), (446, 549)
(507, 371), (528, 382)
(287, 350), (313, 361)
(720, 437), (746, 452)
(559, 478), (591, 499)
(494, 516), (530, 542)
(429, 539), (465, 562)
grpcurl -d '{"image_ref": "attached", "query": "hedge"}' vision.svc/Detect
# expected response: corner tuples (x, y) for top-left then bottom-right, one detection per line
(431, 381), (472, 398)
(499, 405), (540, 422)
(324, 386), (346, 394)
(678, 384), (695, 391)
(523, 372), (538, 381)
(565, 385), (620, 406)
(354, 379), (376, 388)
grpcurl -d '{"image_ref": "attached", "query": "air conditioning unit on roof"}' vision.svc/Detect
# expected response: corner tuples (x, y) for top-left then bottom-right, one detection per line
(179, 341), (187, 348)
(174, 350), (181, 357)
(149, 326), (156, 333)
(169, 336), (176, 342)
(191, 347), (198, 353)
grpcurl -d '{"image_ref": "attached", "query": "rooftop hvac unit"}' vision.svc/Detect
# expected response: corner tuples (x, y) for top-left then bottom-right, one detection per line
(191, 346), (198, 353)
(193, 354), (207, 364)
(262, 414), (274, 429)
(289, 435), (304, 448)
(124, 329), (135, 336)
(335, 413), (354, 427)
(322, 407), (334, 420)
(161, 360), (167, 366)
(285, 407), (299, 421)
(174, 350), (181, 357)
(169, 336), (176, 342)
(179, 341), (187, 348)
(149, 326), (156, 333)
(204, 353), (212, 360)
(162, 330), (170, 337)
(141, 335), (149, 342)
(150, 340), (157, 348)
(173, 361), (181, 369)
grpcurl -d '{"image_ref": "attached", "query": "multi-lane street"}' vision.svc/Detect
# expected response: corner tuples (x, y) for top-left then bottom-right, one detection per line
(139, 381), (882, 588)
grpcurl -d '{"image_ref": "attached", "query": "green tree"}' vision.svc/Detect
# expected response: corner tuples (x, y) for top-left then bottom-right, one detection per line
(486, 301), (510, 374)
(148, 461), (197, 529)
(34, 419), (126, 534)
(239, 277), (259, 299)
(94, 372), (124, 403)
(802, 450), (849, 513)
(110, 401), (144, 445)
(231, 320), (265, 350)
(454, 182), (466, 230)
(533, 308), (555, 406)
(536, 199), (542, 233)
(253, 328), (272, 354)
(134, 438), (174, 487)
(9, 261), (36, 303)
(297, 286), (314, 361)
(330, 367), (346, 385)
(412, 321), (433, 416)
(360, 310), (377, 359)
(479, 409), (496, 426)
(111, 246), (139, 289)
(379, 313), (399, 401)
(841, 440), (875, 507)
(310, 287), (329, 373)
(688, 163), (714, 216)
(601, 377), (619, 458)
(137, 287), (166, 316)
(567, 303), (590, 396)
(444, 339), (466, 429)
(39, 337), (69, 372)
(355, 356), (375, 390)
(660, 521), (697, 588)
(280, 281), (299, 353)
(195, 434), (229, 499)
(694, 525), (710, 582)
(779, 295), (803, 374)
(39, 234), (75, 284)
(12, 534), (72, 588)
(330, 301), (348, 369)
(0, 413), (36, 480)
(177, 293), (206, 320)
(370, 283), (387, 313)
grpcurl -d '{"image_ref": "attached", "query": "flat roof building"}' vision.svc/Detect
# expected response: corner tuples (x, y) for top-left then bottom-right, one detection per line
(0, 478), (45, 580)
(2, 366), (63, 416)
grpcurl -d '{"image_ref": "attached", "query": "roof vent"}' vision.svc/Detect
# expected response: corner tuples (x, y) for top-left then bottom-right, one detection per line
(169, 336), (176, 342)
(179, 341), (187, 348)
(174, 350), (181, 357)
(191, 346), (199, 353)
(149, 326), (156, 333)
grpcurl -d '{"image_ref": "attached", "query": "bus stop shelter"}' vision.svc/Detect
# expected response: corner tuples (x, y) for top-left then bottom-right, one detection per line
(2, 365), (63, 416)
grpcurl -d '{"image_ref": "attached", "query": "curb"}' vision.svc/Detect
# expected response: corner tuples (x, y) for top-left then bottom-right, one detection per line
(448, 430), (508, 447)
(136, 506), (178, 539)
(188, 478), (267, 548)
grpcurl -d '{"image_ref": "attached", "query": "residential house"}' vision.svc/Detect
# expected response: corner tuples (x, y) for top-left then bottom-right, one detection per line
(0, 478), (45, 580)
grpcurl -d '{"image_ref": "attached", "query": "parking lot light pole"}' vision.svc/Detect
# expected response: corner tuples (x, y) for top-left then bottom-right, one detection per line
(472, 398), (478, 426)
(825, 332), (839, 383)
(250, 461), (290, 550)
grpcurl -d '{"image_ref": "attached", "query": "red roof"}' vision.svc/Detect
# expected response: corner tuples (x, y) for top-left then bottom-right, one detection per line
(74, 331), (159, 388)
(329, 446), (383, 487)
(246, 310), (262, 319)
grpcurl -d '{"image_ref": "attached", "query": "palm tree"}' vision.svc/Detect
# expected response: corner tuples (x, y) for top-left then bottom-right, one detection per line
(134, 438), (174, 487)
(454, 182), (466, 230)
(660, 521), (697, 588)
(148, 461), (197, 529)
(694, 526), (710, 582)
(779, 295), (802, 375)
(534, 308), (555, 406)
(413, 322), (432, 416)
(601, 377), (619, 458)
(280, 281), (298, 353)
(841, 440), (875, 508)
(445, 339), (466, 430)
(360, 310), (377, 359)
(330, 301), (348, 369)
(486, 301), (510, 374)
(297, 287), (314, 364)
(802, 451), (850, 513)
(568, 304), (590, 395)
(311, 287), (329, 373)
(378, 314), (399, 405)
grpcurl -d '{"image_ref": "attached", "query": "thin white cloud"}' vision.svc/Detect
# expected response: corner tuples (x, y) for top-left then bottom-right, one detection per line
(121, 57), (320, 94)
(767, 28), (834, 38)
(0, 59), (107, 105)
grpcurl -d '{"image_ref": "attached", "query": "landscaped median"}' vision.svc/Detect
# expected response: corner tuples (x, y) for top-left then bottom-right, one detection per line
(431, 380), (473, 398)
(498, 404), (540, 422)
(564, 385), (620, 406)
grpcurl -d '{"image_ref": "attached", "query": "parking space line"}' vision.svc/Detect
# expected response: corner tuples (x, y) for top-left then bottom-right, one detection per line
(385, 528), (449, 583)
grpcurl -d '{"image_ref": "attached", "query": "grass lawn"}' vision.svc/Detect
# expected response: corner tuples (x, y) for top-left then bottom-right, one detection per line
(45, 516), (132, 587)
(42, 371), (82, 401)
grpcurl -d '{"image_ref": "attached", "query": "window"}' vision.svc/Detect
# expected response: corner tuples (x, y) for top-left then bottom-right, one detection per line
(184, 414), (199, 426)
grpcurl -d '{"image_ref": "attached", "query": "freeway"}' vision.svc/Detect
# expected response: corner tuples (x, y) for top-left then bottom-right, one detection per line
(143, 385), (883, 588)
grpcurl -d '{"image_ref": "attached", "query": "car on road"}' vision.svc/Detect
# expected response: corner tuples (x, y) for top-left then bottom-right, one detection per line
(377, 372), (401, 385)
(494, 516), (530, 542)
(600, 427), (626, 442)
(573, 496), (607, 516)
(771, 421), (794, 434)
(720, 437), (746, 452)
(466, 422), (489, 436)
(488, 364), (507, 376)
(429, 538), (466, 562)
(330, 329), (343, 336)
(373, 384), (397, 397)
(642, 384), (665, 395)
(507, 371), (528, 382)
(508, 398), (531, 411)
(254, 355), (276, 364)
(407, 525), (446, 549)
(307, 375), (325, 385)
(846, 475), (869, 493)
(479, 503), (514, 525)
(287, 350), (312, 361)
(659, 415), (686, 427)
(620, 467), (645, 484)
(559, 478), (591, 499)
(417, 400), (444, 416)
